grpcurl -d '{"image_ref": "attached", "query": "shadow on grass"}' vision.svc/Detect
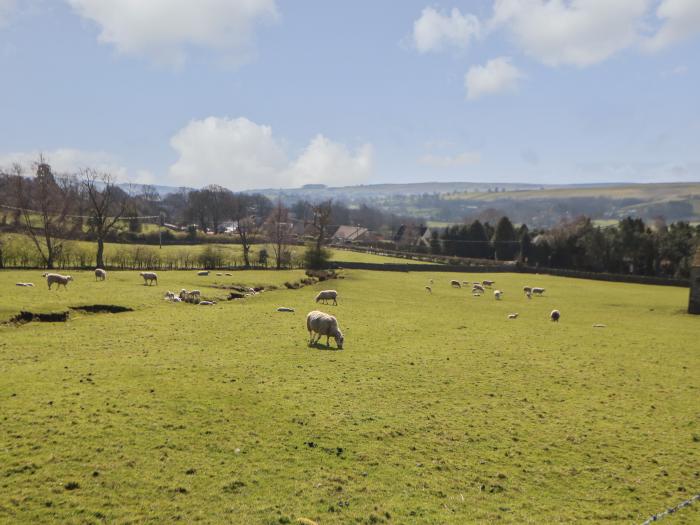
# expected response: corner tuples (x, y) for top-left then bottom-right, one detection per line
(308, 342), (343, 351)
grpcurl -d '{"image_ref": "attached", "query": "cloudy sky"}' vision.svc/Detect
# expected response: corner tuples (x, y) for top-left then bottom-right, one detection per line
(0, 0), (698, 190)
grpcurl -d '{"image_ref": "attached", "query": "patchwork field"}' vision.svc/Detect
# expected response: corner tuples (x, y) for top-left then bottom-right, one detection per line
(0, 269), (698, 524)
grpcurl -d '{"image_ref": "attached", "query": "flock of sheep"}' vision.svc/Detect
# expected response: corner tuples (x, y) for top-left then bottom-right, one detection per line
(427, 277), (559, 322)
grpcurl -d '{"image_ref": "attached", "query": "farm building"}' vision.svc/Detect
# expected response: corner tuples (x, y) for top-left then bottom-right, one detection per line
(689, 246), (700, 314)
(332, 225), (371, 243)
(393, 224), (432, 248)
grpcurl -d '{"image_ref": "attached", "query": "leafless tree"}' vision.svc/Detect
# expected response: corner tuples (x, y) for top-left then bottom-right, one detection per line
(80, 168), (128, 269)
(268, 199), (291, 269)
(304, 199), (333, 269)
(13, 158), (75, 269)
(236, 215), (259, 268)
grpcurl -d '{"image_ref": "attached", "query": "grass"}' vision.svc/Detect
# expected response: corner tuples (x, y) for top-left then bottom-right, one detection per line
(0, 269), (698, 523)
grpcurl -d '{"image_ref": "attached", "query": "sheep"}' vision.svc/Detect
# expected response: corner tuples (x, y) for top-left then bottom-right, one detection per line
(95, 268), (107, 281)
(532, 287), (545, 295)
(164, 291), (176, 301)
(216, 273), (223, 276)
(315, 290), (338, 306)
(140, 272), (158, 286)
(197, 270), (210, 276)
(44, 273), (73, 290)
(450, 280), (461, 288)
(198, 300), (216, 306)
(462, 281), (470, 286)
(494, 290), (503, 300)
(526, 290), (532, 300)
(306, 310), (344, 349)
(277, 307), (295, 312)
(550, 309), (560, 322)
(189, 290), (201, 298)
(472, 283), (485, 293)
(523, 286), (532, 294)
(508, 313), (519, 319)
(15, 282), (34, 287)
(425, 286), (432, 294)
(482, 279), (495, 287)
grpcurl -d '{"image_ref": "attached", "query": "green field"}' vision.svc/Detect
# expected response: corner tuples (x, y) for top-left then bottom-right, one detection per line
(0, 269), (698, 523)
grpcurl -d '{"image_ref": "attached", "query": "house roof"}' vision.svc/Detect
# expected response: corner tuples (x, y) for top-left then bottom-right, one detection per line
(333, 225), (369, 241)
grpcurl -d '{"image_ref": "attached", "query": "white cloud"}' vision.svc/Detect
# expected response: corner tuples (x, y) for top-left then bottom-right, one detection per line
(286, 135), (373, 187)
(0, 0), (16, 26)
(419, 151), (481, 167)
(646, 0), (700, 51)
(0, 148), (128, 179)
(465, 56), (522, 100)
(168, 117), (373, 190)
(413, 7), (480, 53)
(67, 0), (278, 67)
(490, 0), (649, 67)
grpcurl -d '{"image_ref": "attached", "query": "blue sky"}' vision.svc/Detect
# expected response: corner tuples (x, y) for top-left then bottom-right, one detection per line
(0, 0), (698, 190)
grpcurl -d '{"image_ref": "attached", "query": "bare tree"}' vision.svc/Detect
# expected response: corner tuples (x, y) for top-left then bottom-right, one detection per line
(304, 199), (333, 269)
(268, 199), (291, 269)
(80, 169), (128, 269)
(236, 215), (258, 268)
(13, 159), (75, 269)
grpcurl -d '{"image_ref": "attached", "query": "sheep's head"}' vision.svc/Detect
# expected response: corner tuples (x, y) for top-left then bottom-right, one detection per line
(335, 331), (344, 350)
(67, 276), (74, 282)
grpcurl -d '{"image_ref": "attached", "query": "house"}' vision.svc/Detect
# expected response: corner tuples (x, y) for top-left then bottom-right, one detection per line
(332, 225), (370, 243)
(393, 224), (432, 248)
(689, 246), (700, 314)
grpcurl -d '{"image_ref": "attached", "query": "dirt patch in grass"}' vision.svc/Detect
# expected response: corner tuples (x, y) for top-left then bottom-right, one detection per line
(7, 311), (70, 324)
(69, 305), (134, 314)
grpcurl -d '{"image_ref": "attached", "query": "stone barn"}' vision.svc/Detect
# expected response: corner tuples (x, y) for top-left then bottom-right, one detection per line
(689, 247), (700, 314)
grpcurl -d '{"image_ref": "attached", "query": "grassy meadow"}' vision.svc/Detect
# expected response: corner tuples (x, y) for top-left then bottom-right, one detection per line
(0, 268), (698, 524)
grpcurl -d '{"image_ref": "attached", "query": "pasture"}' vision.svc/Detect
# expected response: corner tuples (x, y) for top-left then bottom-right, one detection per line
(0, 269), (698, 524)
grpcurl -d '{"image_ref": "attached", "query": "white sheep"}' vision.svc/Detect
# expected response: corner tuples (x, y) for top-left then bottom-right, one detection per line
(508, 313), (519, 319)
(44, 273), (73, 290)
(216, 273), (223, 276)
(482, 280), (495, 287)
(315, 290), (338, 305)
(532, 287), (545, 295)
(494, 290), (503, 300)
(425, 286), (432, 293)
(472, 283), (485, 293)
(15, 282), (34, 287)
(140, 272), (158, 286)
(95, 268), (107, 281)
(306, 310), (344, 349)
(523, 286), (532, 294)
(450, 280), (461, 288)
(198, 300), (216, 306)
(197, 270), (210, 276)
(550, 309), (560, 322)
(164, 291), (176, 301)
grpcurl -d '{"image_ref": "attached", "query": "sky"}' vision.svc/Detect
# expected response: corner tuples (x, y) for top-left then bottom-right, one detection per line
(0, 0), (698, 191)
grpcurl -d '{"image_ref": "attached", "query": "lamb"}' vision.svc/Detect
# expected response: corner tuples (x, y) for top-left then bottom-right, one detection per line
(425, 286), (432, 294)
(550, 309), (561, 322)
(139, 272), (158, 286)
(44, 273), (73, 290)
(197, 270), (209, 276)
(450, 280), (461, 288)
(95, 268), (107, 281)
(315, 290), (338, 306)
(523, 286), (532, 294)
(164, 291), (176, 301)
(532, 287), (545, 295)
(526, 290), (532, 300)
(15, 282), (34, 287)
(198, 301), (216, 306)
(508, 313), (519, 319)
(472, 283), (485, 293)
(306, 310), (344, 349)
(482, 280), (495, 287)
(494, 290), (503, 300)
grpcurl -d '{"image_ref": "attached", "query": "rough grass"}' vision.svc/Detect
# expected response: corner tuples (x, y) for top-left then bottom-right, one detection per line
(0, 269), (698, 524)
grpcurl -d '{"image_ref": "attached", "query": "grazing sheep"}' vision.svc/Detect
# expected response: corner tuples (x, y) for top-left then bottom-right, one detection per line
(472, 283), (485, 293)
(550, 309), (560, 322)
(190, 290), (201, 298)
(425, 286), (432, 294)
(315, 290), (338, 305)
(494, 290), (503, 300)
(197, 270), (209, 276)
(523, 286), (532, 294)
(508, 313), (519, 319)
(526, 290), (532, 300)
(140, 272), (158, 286)
(450, 280), (461, 288)
(225, 273), (232, 276)
(482, 279), (495, 287)
(306, 310), (344, 349)
(44, 273), (73, 290)
(95, 268), (107, 281)
(164, 291), (177, 301)
(532, 287), (545, 295)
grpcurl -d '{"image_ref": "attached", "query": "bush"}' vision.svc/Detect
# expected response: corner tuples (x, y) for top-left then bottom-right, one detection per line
(198, 245), (224, 269)
(303, 244), (332, 270)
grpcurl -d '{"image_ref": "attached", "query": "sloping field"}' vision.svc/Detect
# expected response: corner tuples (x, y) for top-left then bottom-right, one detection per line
(0, 269), (698, 523)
